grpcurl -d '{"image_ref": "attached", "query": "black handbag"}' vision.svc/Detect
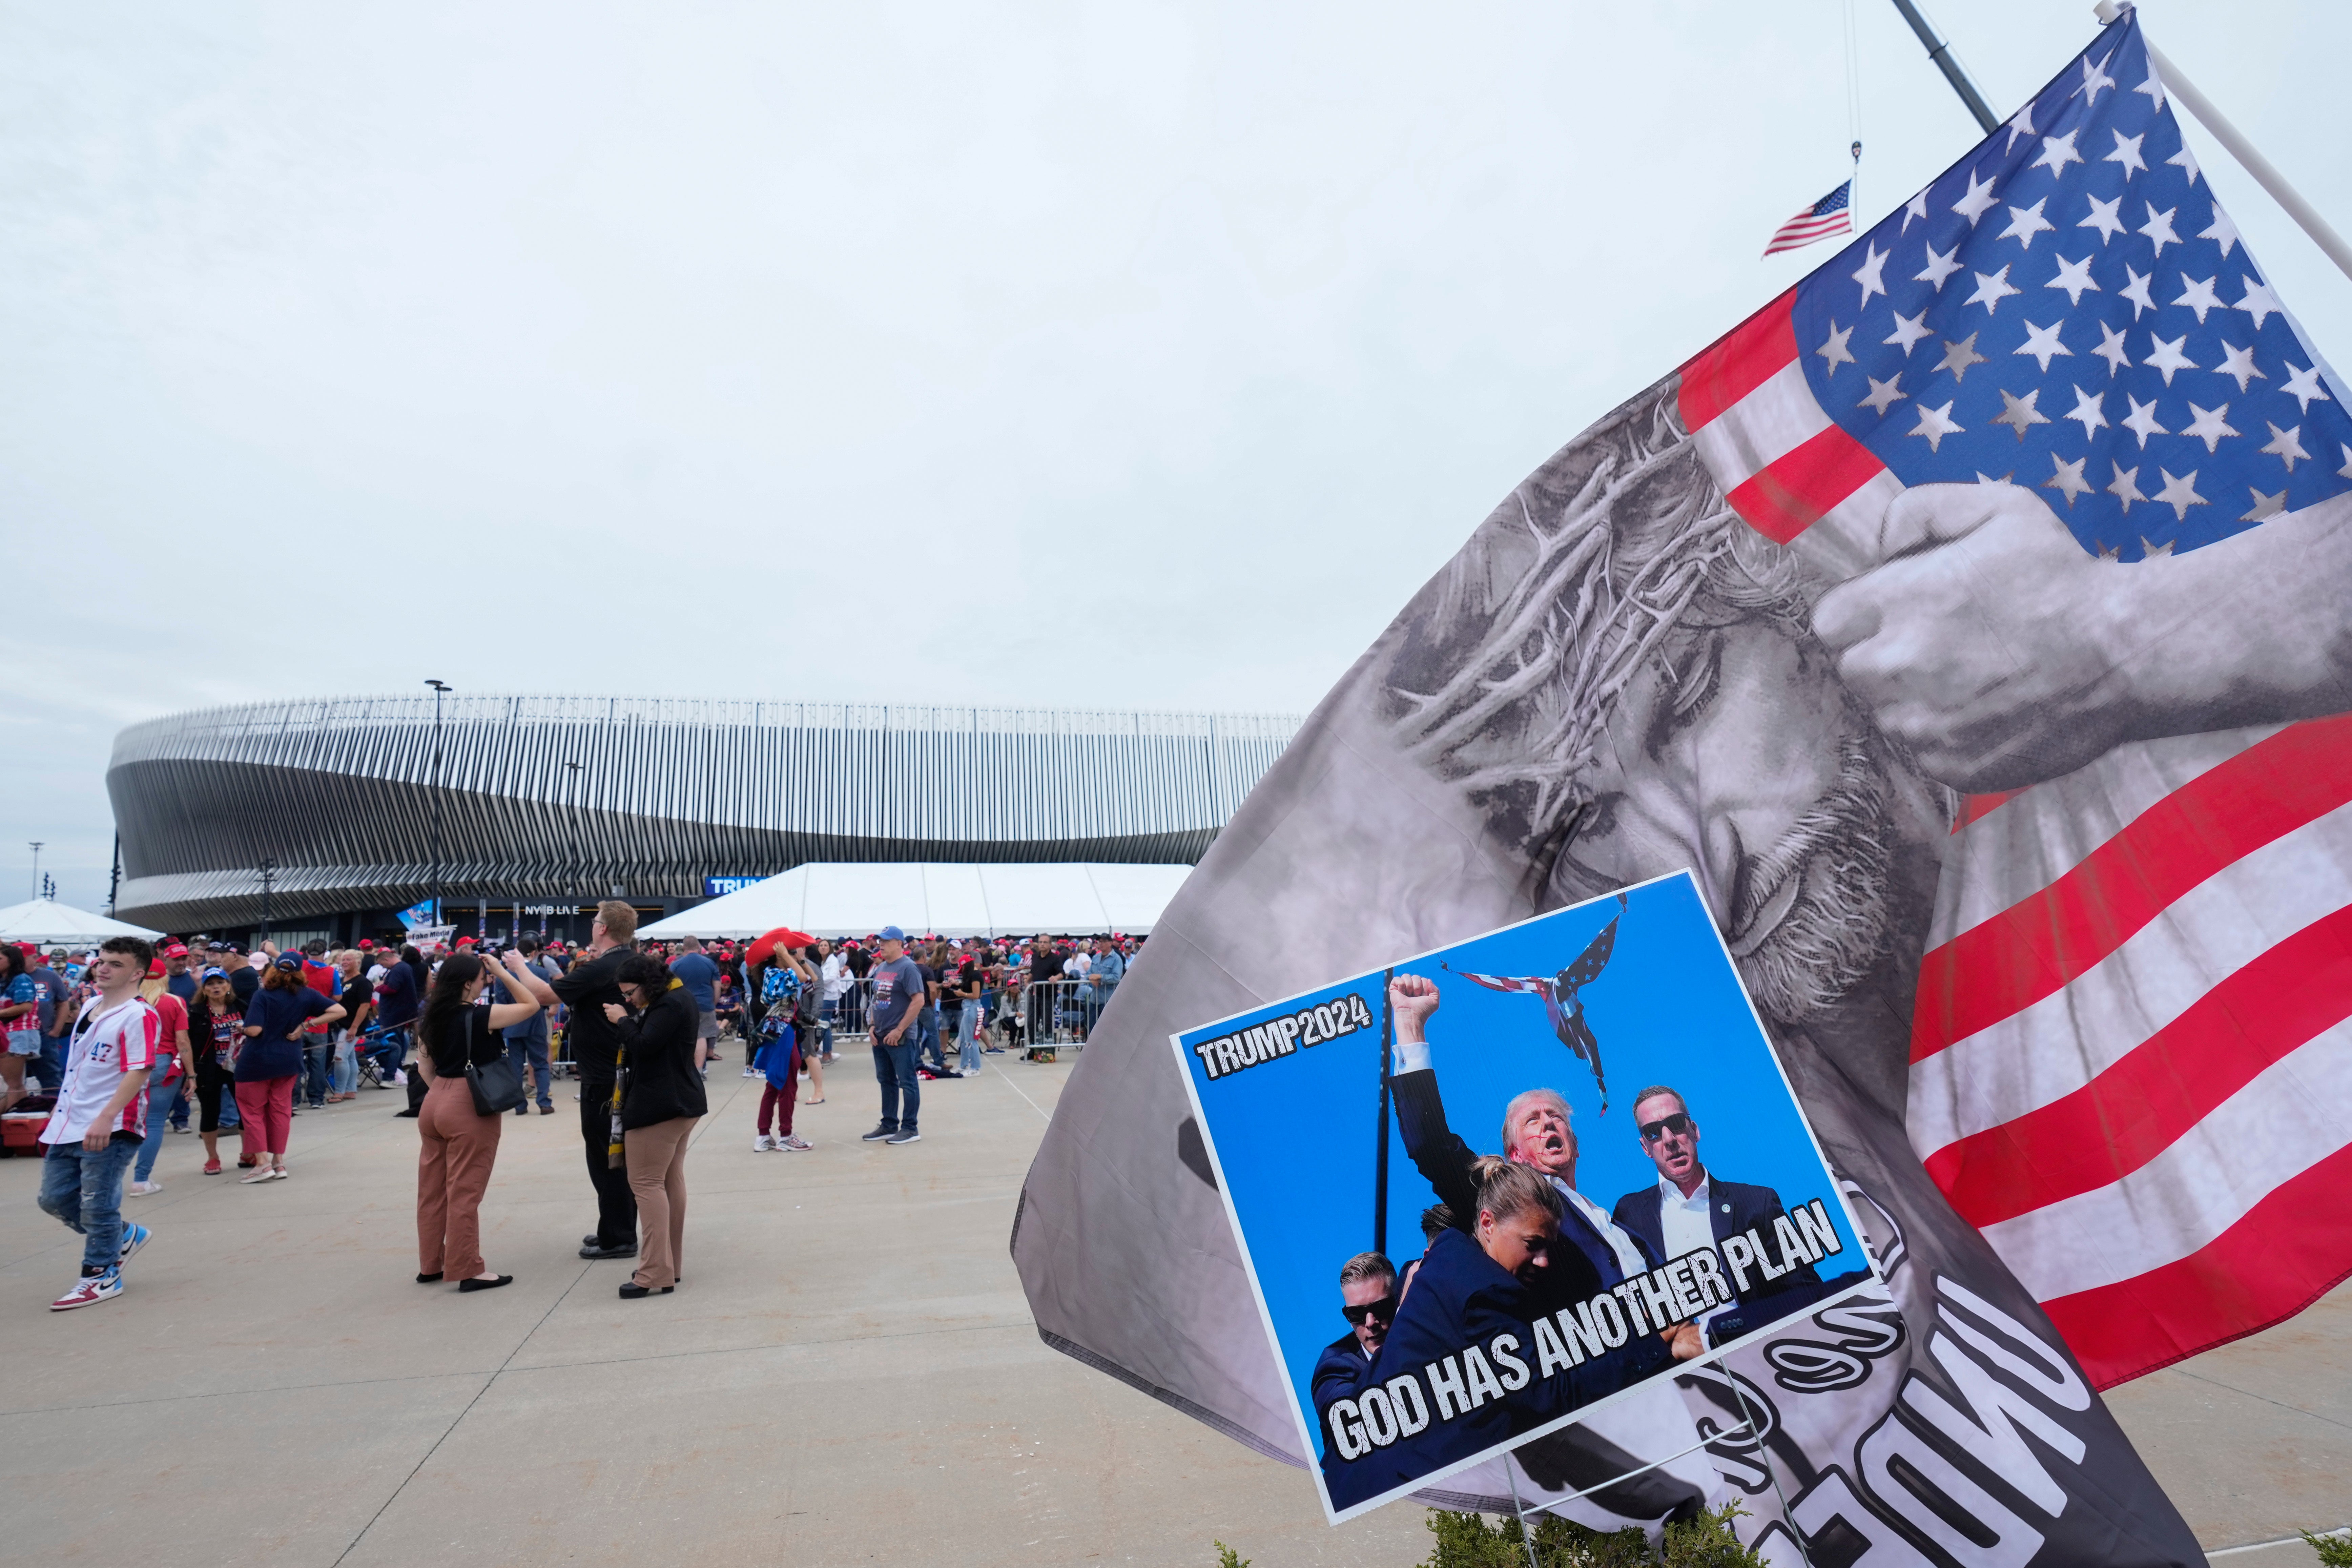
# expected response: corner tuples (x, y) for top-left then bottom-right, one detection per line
(465, 1050), (527, 1116)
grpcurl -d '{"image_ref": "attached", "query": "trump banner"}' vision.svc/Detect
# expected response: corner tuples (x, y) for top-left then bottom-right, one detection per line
(1016, 11), (2346, 1562)
(1175, 873), (1880, 1522)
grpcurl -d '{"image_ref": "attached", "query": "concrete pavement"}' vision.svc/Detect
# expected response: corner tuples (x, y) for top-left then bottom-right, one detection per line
(0, 1051), (2340, 1566)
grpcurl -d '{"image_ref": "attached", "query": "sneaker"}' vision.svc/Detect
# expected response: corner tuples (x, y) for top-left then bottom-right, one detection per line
(390, 1070), (408, 1086)
(752, 1134), (775, 1152)
(128, 1179), (163, 1196)
(171, 1123), (193, 1133)
(51, 1268), (123, 1311)
(742, 1066), (759, 1078)
(779, 1134), (812, 1151)
(240, 1165), (277, 1184)
(118, 1223), (151, 1263)
(886, 1129), (922, 1145)
(860, 1124), (894, 1142)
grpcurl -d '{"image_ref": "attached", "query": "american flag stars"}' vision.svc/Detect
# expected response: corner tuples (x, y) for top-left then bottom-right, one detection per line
(1788, 23), (2352, 560)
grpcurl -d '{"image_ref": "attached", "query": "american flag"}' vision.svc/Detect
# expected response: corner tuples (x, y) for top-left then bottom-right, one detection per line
(1681, 13), (2352, 1387)
(1764, 179), (1854, 257)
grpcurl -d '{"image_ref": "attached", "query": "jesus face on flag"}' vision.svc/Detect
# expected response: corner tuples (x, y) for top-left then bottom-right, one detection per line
(1381, 383), (1948, 1064)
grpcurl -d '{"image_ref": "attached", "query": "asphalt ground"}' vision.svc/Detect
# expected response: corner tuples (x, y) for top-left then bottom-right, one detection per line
(0, 1049), (2339, 1566)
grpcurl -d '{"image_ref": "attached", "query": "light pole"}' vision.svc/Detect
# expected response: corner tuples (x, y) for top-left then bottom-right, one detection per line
(257, 857), (276, 946)
(564, 760), (583, 944)
(28, 842), (43, 902)
(427, 680), (451, 927)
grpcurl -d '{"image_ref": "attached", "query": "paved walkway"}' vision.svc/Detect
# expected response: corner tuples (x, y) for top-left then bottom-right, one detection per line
(0, 1054), (2340, 1566)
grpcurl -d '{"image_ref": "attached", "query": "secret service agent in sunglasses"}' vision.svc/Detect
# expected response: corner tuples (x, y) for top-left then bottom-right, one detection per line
(1340, 1294), (1398, 1326)
(1638, 1112), (1694, 1143)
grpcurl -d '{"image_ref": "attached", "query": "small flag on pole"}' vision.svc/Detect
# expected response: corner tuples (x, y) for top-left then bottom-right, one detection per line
(1762, 179), (1853, 256)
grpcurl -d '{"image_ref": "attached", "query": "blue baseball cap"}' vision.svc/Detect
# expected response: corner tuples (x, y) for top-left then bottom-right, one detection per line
(878, 925), (907, 943)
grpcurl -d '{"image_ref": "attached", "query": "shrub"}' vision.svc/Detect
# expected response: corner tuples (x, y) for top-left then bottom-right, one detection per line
(1416, 1502), (1766, 1568)
(2303, 1529), (2352, 1568)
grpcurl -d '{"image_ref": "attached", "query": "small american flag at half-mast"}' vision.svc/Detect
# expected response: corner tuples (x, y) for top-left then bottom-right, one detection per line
(1765, 179), (1854, 256)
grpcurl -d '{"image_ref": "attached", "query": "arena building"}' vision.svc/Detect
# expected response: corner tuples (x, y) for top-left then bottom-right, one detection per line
(106, 695), (1301, 945)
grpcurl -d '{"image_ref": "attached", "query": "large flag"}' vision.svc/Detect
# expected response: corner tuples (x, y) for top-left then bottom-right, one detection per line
(1015, 12), (2345, 1562)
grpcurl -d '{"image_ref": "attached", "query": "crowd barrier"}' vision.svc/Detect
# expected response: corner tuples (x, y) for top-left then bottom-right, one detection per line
(538, 971), (1125, 1072)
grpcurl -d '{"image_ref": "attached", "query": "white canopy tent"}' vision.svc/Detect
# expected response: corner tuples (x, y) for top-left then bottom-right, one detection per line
(638, 863), (1195, 941)
(0, 898), (163, 946)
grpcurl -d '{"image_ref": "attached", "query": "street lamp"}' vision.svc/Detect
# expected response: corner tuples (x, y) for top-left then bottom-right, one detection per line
(257, 857), (276, 945)
(28, 842), (43, 903)
(564, 760), (583, 943)
(427, 680), (451, 927)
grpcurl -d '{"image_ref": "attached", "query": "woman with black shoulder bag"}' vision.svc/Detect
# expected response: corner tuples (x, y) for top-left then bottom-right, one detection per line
(414, 949), (557, 1292)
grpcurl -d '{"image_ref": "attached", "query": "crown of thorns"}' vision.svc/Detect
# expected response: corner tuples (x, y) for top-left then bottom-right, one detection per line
(1385, 384), (1804, 840)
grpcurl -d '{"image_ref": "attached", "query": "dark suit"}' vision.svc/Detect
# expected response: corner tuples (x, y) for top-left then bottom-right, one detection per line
(1326, 1230), (1625, 1509)
(1610, 1175), (1819, 1305)
(1312, 1333), (1375, 1489)
(1392, 1067), (1667, 1309)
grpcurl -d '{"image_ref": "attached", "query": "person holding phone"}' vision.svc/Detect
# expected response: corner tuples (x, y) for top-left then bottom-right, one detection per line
(414, 948), (555, 1292)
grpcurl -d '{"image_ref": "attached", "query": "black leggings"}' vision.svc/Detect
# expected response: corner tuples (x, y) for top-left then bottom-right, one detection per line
(195, 1072), (227, 1133)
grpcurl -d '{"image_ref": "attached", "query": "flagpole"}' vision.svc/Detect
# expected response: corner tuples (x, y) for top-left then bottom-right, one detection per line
(1374, 968), (1393, 1258)
(2092, 1), (2352, 286)
(1884, 0), (1997, 132)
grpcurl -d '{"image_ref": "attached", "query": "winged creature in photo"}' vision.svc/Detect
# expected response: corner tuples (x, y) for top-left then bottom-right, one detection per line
(1442, 893), (1627, 1113)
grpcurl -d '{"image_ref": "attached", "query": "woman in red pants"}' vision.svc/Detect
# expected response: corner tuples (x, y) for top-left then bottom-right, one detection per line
(234, 954), (346, 1182)
(414, 949), (557, 1292)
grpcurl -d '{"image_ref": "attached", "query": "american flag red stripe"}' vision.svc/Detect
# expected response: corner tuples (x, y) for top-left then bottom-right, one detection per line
(1911, 715), (2352, 1062)
(2040, 1142), (2352, 1380)
(1675, 290), (2352, 1388)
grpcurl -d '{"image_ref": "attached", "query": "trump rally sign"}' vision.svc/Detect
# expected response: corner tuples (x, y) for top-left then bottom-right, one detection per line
(1172, 870), (1880, 1522)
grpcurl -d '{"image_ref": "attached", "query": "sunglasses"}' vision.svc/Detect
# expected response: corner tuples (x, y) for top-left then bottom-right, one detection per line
(1638, 1112), (1694, 1143)
(1340, 1294), (1397, 1326)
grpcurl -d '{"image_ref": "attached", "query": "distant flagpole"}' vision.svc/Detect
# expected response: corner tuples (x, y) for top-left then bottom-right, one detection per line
(1373, 967), (1393, 1257)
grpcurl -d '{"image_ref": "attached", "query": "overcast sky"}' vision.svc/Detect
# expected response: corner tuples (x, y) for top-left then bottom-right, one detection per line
(6, 0), (2347, 910)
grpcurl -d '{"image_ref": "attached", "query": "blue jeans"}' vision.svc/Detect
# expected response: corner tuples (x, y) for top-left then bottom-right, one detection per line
(132, 1077), (182, 1181)
(370, 1028), (408, 1085)
(955, 1002), (983, 1073)
(873, 1040), (919, 1132)
(817, 1000), (838, 1060)
(506, 1033), (553, 1108)
(32, 1035), (66, 1093)
(915, 1006), (944, 1070)
(302, 1039), (332, 1106)
(40, 1135), (140, 1274)
(329, 1031), (358, 1096)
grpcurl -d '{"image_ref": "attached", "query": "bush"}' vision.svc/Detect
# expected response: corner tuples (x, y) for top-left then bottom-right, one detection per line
(1416, 1502), (1766, 1568)
(1213, 1542), (1250, 1568)
(2303, 1530), (2352, 1568)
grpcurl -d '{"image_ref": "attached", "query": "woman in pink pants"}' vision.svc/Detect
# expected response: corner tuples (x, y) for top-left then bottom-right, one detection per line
(414, 949), (557, 1292)
(233, 953), (345, 1182)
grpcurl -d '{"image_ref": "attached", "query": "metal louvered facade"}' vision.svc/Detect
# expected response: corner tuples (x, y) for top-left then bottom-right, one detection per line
(106, 695), (1301, 933)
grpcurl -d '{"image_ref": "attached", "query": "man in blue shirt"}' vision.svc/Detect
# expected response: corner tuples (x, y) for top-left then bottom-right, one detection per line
(494, 935), (559, 1116)
(668, 935), (722, 1069)
(861, 926), (927, 1147)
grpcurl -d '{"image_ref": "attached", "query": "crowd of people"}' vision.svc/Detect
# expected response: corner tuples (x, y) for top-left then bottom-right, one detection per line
(5, 910), (1140, 1312)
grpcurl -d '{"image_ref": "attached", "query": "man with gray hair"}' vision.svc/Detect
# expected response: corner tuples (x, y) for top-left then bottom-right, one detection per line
(1385, 972), (1695, 1363)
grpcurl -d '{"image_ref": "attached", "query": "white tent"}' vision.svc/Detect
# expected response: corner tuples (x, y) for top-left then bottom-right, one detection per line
(0, 898), (163, 946)
(638, 862), (1195, 941)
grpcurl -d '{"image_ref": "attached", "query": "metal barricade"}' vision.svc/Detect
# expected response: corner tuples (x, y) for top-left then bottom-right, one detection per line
(996, 977), (1113, 1060)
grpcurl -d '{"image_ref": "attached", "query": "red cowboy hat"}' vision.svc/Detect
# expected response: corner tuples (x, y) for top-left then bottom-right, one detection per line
(744, 927), (815, 966)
